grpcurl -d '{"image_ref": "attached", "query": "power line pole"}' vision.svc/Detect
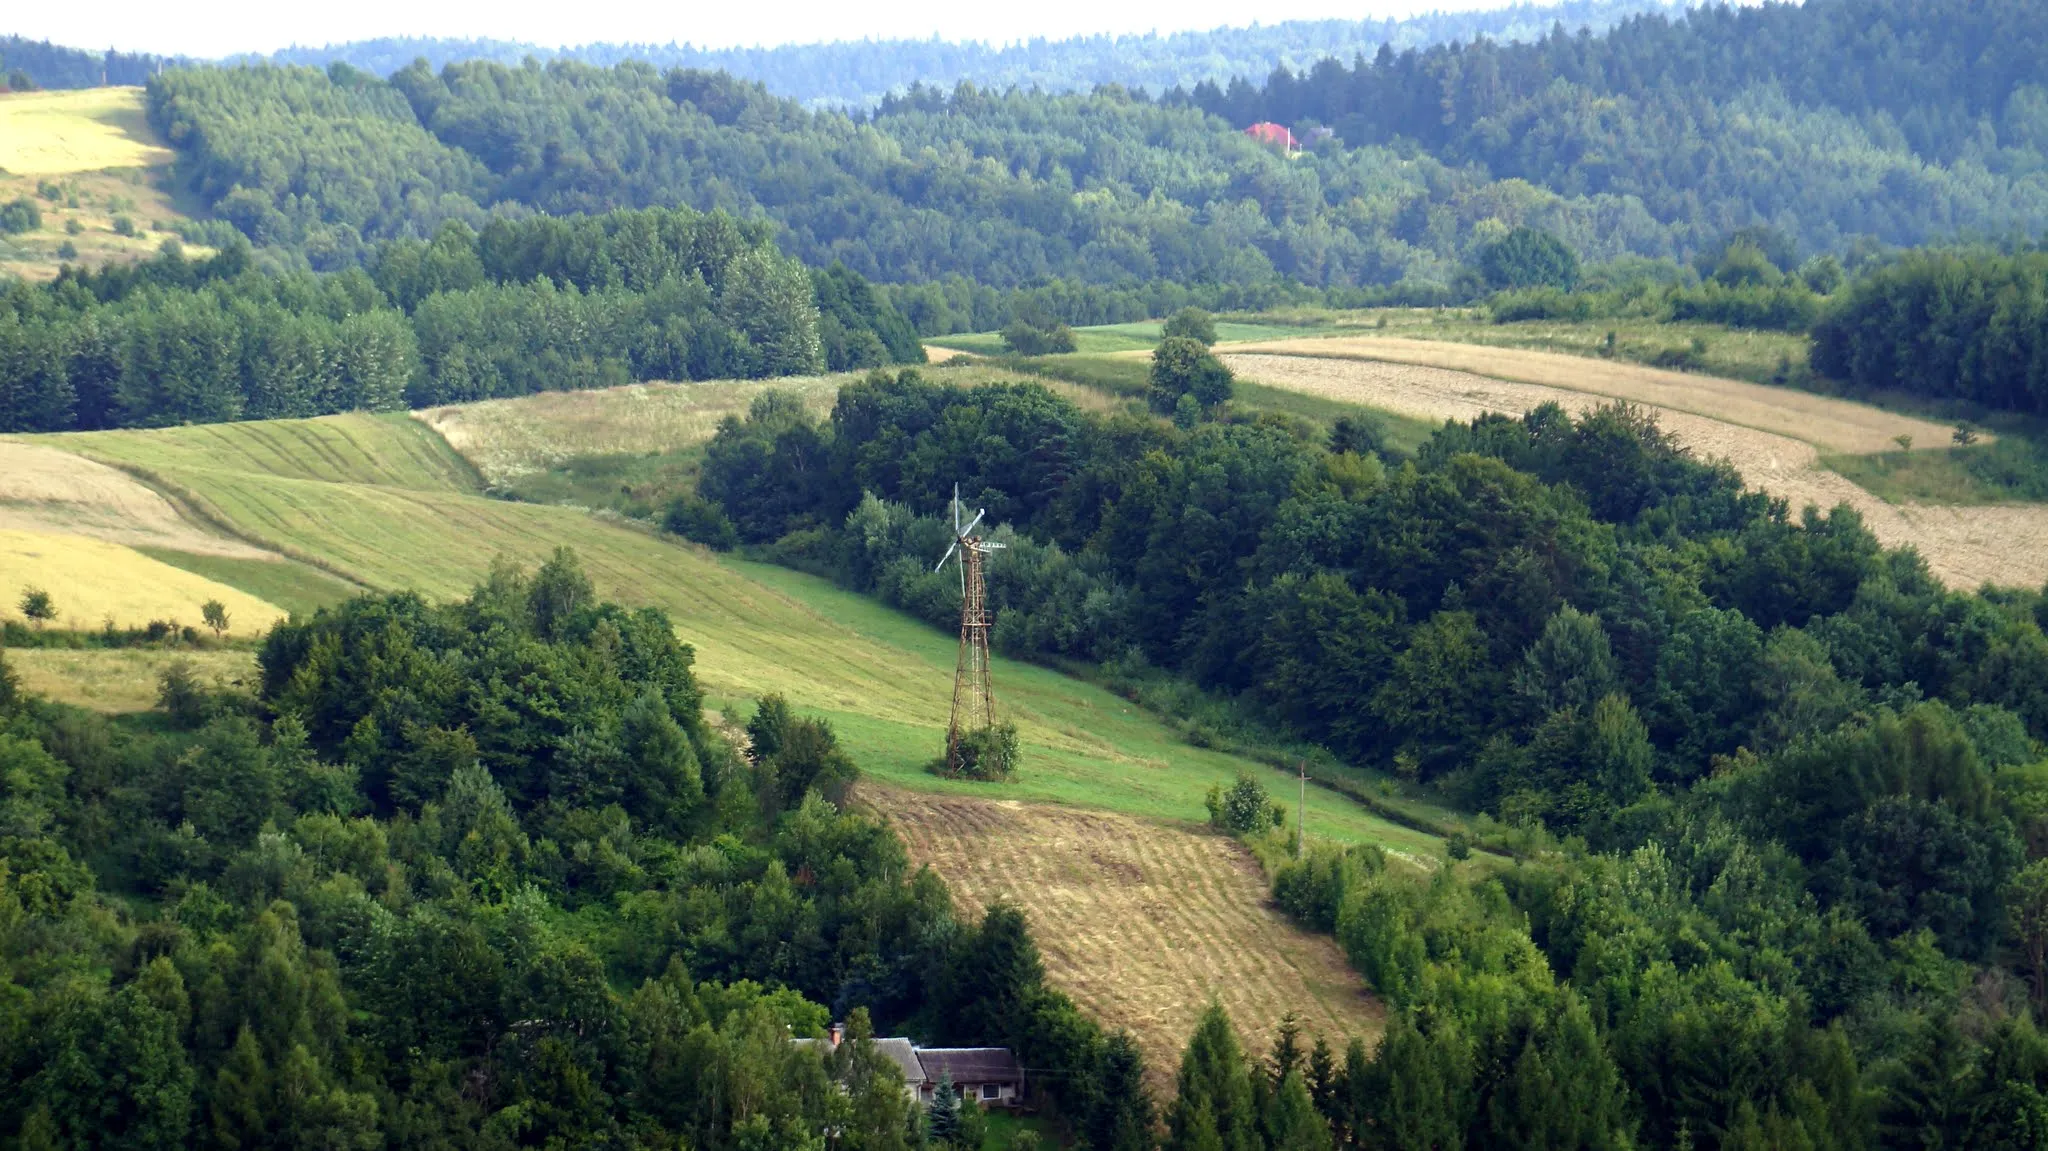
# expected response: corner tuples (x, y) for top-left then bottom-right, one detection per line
(1296, 759), (1306, 856)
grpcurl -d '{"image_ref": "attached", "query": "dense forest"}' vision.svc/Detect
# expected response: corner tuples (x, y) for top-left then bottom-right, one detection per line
(1195, 0), (2048, 257)
(247, 0), (1675, 110)
(0, 550), (1151, 1146)
(130, 0), (2048, 296)
(0, 208), (919, 433)
(689, 364), (2048, 1146)
(145, 58), (1655, 287)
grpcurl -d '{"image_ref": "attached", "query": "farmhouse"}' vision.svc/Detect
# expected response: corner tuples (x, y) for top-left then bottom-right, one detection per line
(1245, 121), (1296, 151)
(798, 1026), (1026, 1108)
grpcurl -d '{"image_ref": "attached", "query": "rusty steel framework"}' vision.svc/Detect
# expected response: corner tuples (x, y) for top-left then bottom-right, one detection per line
(935, 485), (1004, 773)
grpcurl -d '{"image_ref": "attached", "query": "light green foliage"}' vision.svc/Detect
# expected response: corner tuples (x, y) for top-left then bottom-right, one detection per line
(1163, 307), (1219, 346)
(1207, 771), (1282, 836)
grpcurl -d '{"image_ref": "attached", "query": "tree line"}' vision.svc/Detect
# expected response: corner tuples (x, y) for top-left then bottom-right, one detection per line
(690, 365), (2048, 1140)
(247, 0), (1669, 110)
(0, 207), (920, 434)
(0, 548), (1147, 1146)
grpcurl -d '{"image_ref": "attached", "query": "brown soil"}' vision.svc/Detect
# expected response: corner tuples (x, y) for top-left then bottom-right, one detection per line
(861, 785), (1383, 1086)
(1219, 351), (2048, 591)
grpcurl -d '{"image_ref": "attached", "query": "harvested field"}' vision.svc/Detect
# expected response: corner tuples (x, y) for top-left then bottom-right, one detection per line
(0, 440), (273, 558)
(1220, 351), (2048, 591)
(9, 648), (258, 713)
(59, 413), (480, 492)
(865, 786), (1383, 1082)
(1222, 336), (1955, 455)
(0, 528), (286, 635)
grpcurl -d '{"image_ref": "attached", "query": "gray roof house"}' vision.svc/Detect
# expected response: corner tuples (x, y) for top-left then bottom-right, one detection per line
(797, 1027), (1025, 1109)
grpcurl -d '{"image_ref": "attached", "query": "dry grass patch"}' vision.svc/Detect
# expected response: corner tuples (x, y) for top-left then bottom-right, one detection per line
(1218, 352), (2048, 591)
(415, 377), (848, 486)
(0, 88), (174, 175)
(8, 648), (257, 713)
(0, 440), (273, 557)
(864, 785), (1383, 1086)
(0, 528), (285, 635)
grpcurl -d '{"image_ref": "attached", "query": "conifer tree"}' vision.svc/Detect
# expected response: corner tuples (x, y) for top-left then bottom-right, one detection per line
(928, 1075), (963, 1146)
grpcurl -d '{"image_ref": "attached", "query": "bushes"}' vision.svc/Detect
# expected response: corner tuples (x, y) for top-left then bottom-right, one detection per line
(1812, 248), (2048, 414)
(1206, 771), (1285, 835)
(1667, 280), (1821, 330)
(1000, 319), (1078, 356)
(933, 722), (1020, 781)
(0, 197), (40, 235)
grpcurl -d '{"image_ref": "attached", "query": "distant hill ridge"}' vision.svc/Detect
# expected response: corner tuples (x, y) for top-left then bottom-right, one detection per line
(6, 0), (1680, 107)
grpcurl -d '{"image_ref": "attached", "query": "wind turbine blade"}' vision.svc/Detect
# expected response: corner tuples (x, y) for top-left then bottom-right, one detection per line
(953, 483), (961, 533)
(934, 541), (959, 573)
(980, 541), (1007, 550)
(961, 508), (986, 537)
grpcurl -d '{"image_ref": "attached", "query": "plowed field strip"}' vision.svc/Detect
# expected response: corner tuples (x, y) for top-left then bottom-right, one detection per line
(864, 786), (1382, 1086)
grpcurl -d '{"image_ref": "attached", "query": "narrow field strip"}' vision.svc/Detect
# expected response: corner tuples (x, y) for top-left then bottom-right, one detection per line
(865, 785), (1384, 1085)
(1220, 335), (1955, 454)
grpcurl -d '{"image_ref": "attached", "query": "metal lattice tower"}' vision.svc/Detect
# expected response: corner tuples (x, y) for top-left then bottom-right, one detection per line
(935, 485), (1004, 774)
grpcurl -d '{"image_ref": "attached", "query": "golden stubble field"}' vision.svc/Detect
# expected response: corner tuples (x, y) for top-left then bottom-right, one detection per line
(863, 785), (1384, 1085)
(1218, 341), (2048, 591)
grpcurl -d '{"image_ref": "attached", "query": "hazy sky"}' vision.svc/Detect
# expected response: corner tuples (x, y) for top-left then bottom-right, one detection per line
(11, 0), (1524, 57)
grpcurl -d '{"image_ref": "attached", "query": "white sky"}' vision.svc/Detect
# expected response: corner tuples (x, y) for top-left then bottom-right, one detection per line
(9, 0), (1527, 58)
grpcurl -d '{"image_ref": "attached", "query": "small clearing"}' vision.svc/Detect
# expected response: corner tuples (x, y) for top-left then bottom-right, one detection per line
(0, 440), (273, 558)
(865, 785), (1383, 1084)
(1219, 348), (2048, 591)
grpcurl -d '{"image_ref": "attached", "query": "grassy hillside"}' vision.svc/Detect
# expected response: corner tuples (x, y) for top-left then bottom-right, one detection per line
(0, 87), (201, 280)
(31, 411), (1443, 852)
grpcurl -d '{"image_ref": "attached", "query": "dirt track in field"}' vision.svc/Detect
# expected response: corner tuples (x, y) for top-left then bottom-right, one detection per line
(0, 440), (273, 558)
(861, 785), (1383, 1083)
(1218, 347), (2048, 592)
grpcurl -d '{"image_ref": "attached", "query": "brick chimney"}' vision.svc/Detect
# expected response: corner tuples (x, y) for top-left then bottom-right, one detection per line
(829, 1021), (844, 1047)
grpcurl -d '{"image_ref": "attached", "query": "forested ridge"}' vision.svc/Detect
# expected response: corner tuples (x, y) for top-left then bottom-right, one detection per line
(1198, 0), (2048, 257)
(96, 0), (2048, 294)
(0, 208), (919, 433)
(0, 550), (1151, 1146)
(691, 365), (2048, 1145)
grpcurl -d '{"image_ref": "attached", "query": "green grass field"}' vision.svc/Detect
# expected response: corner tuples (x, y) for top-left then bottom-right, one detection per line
(1824, 434), (2048, 506)
(136, 548), (362, 617)
(34, 414), (1445, 854)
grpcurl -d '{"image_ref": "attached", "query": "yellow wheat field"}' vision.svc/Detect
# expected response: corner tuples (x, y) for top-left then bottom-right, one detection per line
(0, 528), (285, 635)
(864, 786), (1383, 1085)
(0, 87), (176, 175)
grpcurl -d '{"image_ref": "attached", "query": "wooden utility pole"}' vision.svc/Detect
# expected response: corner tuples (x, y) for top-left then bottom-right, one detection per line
(1297, 759), (1307, 856)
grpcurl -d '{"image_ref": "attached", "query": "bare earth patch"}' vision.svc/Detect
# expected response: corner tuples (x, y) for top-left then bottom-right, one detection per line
(0, 440), (274, 558)
(861, 785), (1383, 1085)
(1219, 351), (2048, 592)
